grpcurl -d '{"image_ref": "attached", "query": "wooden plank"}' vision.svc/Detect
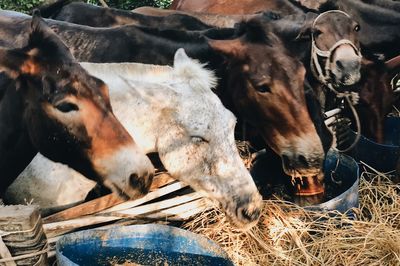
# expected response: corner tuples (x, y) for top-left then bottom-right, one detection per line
(44, 190), (198, 238)
(42, 194), (123, 224)
(149, 173), (176, 189)
(43, 174), (176, 223)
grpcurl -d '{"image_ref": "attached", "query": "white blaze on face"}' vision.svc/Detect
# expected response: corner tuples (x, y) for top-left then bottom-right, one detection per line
(330, 44), (361, 86)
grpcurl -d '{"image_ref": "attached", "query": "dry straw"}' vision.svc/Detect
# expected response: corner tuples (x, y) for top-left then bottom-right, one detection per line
(184, 166), (400, 266)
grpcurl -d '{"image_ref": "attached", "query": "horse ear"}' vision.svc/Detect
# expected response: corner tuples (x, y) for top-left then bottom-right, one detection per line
(208, 39), (247, 60)
(295, 12), (318, 41)
(386, 55), (400, 72)
(28, 9), (74, 63)
(237, 17), (271, 44)
(174, 48), (191, 65)
(0, 48), (31, 78)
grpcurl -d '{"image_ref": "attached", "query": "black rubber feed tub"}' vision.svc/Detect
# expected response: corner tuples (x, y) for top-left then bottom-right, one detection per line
(346, 117), (400, 172)
(251, 149), (359, 214)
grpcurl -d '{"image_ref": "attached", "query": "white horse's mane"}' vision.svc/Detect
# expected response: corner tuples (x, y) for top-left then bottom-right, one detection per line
(80, 49), (218, 93)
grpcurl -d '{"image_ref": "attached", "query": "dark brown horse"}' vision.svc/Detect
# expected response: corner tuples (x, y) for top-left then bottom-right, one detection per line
(0, 12), (154, 197)
(171, 0), (400, 59)
(350, 56), (399, 143)
(133, 6), (255, 28)
(37, 0), (212, 30)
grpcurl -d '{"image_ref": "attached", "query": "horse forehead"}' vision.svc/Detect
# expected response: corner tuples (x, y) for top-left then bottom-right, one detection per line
(317, 15), (353, 32)
(247, 54), (297, 82)
(178, 94), (234, 128)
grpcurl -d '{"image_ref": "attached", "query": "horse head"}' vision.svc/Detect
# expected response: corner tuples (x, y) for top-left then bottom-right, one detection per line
(297, 11), (362, 88)
(208, 18), (325, 186)
(0, 11), (154, 198)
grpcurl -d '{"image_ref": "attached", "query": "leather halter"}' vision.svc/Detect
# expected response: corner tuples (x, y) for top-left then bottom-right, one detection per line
(310, 10), (362, 87)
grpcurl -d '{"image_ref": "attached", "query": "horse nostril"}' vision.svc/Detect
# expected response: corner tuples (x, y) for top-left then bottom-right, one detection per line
(336, 60), (344, 69)
(239, 207), (260, 222)
(282, 154), (290, 167)
(129, 173), (139, 187)
(298, 154), (309, 168)
(129, 172), (151, 196)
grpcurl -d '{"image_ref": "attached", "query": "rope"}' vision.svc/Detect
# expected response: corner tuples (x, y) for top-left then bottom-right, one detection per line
(326, 83), (361, 153)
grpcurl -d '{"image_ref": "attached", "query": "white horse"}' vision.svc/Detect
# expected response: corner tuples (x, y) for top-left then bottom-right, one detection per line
(5, 49), (262, 228)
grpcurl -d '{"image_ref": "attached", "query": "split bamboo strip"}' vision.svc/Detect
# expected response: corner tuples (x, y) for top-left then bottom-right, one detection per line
(107, 192), (203, 217)
(101, 181), (187, 213)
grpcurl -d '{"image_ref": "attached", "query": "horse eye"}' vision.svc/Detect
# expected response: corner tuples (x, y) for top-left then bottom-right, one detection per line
(354, 25), (360, 32)
(191, 136), (208, 143)
(55, 102), (79, 113)
(256, 84), (271, 93)
(312, 29), (322, 37)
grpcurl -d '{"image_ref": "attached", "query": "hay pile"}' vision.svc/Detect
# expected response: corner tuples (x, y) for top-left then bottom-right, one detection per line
(184, 168), (400, 265)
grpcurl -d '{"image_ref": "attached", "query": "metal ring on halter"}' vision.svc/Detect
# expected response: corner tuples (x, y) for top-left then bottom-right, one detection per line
(391, 73), (400, 92)
(310, 10), (362, 87)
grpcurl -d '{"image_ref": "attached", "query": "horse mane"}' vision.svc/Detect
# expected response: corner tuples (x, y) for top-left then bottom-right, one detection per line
(80, 62), (175, 83)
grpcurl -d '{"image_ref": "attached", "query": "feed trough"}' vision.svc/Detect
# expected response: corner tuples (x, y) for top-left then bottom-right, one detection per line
(251, 149), (359, 213)
(346, 117), (400, 172)
(56, 224), (234, 266)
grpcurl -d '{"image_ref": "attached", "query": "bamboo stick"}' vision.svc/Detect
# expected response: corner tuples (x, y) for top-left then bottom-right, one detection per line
(101, 181), (188, 213)
(109, 192), (202, 217)
(44, 191), (200, 238)
(144, 198), (208, 220)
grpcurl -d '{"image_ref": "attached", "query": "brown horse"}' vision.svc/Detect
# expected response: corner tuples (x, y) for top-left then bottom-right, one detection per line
(0, 12), (154, 197)
(170, 0), (304, 15)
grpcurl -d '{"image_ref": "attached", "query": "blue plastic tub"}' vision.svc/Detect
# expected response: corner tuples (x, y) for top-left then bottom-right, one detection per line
(56, 224), (233, 266)
(347, 117), (400, 172)
(251, 149), (359, 213)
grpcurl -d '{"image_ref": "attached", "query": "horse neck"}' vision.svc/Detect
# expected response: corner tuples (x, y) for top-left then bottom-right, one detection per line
(0, 78), (37, 194)
(80, 62), (175, 84)
(81, 64), (179, 153)
(48, 20), (134, 62)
